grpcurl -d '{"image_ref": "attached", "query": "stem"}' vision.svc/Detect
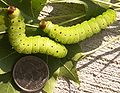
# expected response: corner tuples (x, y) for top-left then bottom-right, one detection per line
(115, 2), (120, 5)
(93, 0), (120, 8)
(60, 61), (77, 80)
(30, 0), (35, 18)
(26, 14), (85, 28)
(0, 0), (9, 6)
(82, 35), (120, 56)
(47, 0), (62, 3)
(0, 7), (8, 10)
(45, 13), (84, 20)
(114, 8), (120, 11)
(58, 14), (86, 25)
(0, 31), (6, 34)
(26, 24), (39, 28)
(0, 51), (16, 61)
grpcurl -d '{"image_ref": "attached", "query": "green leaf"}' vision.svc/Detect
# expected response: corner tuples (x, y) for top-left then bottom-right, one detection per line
(0, 72), (11, 82)
(47, 0), (106, 23)
(41, 44), (82, 93)
(43, 59), (79, 93)
(0, 73), (20, 93)
(46, 0), (87, 26)
(0, 1), (108, 92)
(0, 35), (4, 40)
(0, 0), (8, 7)
(0, 36), (24, 74)
(31, 0), (47, 18)
(59, 60), (80, 84)
(45, 57), (61, 77)
(0, 8), (9, 35)
(0, 82), (19, 93)
(42, 44), (82, 93)
(0, 48), (22, 74)
(0, 22), (44, 75)
(48, 0), (88, 5)
(43, 76), (58, 93)
(91, 0), (111, 9)
(0, 24), (7, 32)
(4, 0), (47, 20)
(72, 53), (85, 62)
(66, 43), (82, 58)
(81, 0), (107, 19)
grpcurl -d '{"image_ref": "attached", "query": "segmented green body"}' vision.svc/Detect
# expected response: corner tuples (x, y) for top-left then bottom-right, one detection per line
(8, 9), (67, 58)
(42, 9), (116, 44)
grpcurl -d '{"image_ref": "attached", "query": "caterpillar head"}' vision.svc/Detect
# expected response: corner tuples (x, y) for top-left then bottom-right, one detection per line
(39, 20), (53, 33)
(39, 20), (47, 29)
(8, 6), (20, 19)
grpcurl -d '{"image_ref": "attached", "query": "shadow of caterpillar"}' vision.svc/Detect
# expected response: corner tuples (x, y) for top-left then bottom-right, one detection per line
(41, 9), (116, 44)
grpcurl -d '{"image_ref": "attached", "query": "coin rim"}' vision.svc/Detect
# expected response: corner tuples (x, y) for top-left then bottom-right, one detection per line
(13, 56), (49, 92)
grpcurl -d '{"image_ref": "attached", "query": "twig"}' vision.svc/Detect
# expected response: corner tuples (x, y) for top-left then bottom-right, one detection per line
(0, 51), (16, 61)
(45, 13), (84, 20)
(0, 0), (9, 6)
(0, 31), (6, 34)
(93, 0), (120, 8)
(25, 24), (39, 28)
(58, 14), (86, 25)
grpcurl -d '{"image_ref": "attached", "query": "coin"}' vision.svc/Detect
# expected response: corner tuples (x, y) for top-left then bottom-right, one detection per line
(13, 56), (49, 92)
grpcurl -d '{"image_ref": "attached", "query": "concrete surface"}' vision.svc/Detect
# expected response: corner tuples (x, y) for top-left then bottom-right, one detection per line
(54, 12), (120, 93)
(23, 5), (120, 93)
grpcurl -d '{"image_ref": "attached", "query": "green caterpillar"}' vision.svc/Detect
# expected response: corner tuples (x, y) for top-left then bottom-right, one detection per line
(40, 9), (116, 44)
(8, 6), (68, 58)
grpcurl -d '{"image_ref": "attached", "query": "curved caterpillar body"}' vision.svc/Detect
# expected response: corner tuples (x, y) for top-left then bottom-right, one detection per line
(8, 6), (67, 58)
(41, 9), (116, 44)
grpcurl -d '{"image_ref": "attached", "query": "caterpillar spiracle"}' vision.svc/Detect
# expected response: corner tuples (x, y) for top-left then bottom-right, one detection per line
(8, 6), (68, 58)
(40, 9), (116, 44)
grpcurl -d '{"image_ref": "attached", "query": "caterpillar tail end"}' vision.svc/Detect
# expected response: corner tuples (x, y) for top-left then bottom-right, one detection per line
(55, 47), (68, 58)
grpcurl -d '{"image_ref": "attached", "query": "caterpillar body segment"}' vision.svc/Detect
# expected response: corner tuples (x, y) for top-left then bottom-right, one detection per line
(8, 7), (68, 58)
(41, 9), (116, 44)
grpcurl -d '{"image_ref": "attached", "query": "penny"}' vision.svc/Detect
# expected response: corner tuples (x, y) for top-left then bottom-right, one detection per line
(13, 56), (49, 92)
